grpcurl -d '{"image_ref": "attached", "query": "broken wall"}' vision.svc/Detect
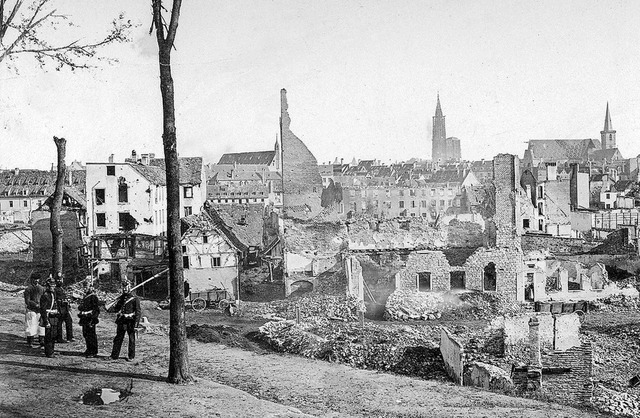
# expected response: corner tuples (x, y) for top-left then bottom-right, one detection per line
(495, 312), (581, 355)
(440, 327), (464, 385)
(31, 210), (84, 279)
(280, 89), (323, 219)
(463, 247), (522, 298)
(395, 251), (450, 291)
(521, 234), (596, 255)
(541, 343), (594, 406)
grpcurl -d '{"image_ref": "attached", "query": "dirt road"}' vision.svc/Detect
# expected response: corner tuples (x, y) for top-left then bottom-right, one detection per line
(0, 291), (600, 417)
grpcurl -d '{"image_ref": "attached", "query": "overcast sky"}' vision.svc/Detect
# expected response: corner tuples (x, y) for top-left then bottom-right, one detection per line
(2, 0), (640, 169)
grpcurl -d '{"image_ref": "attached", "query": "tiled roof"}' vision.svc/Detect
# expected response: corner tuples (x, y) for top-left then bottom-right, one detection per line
(527, 139), (599, 161)
(589, 148), (622, 162)
(218, 151), (275, 166)
(208, 204), (264, 248)
(131, 164), (166, 185)
(150, 157), (203, 185)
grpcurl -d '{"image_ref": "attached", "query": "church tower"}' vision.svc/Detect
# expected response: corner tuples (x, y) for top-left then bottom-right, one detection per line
(432, 94), (446, 162)
(600, 102), (616, 150)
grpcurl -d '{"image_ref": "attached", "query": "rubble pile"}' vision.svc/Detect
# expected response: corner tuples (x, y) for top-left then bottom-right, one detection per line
(592, 386), (640, 417)
(590, 294), (640, 312)
(258, 319), (446, 379)
(187, 324), (257, 350)
(384, 289), (525, 321)
(384, 289), (444, 320)
(239, 295), (361, 321)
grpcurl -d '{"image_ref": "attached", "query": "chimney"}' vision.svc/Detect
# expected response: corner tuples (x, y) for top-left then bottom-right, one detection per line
(149, 153), (155, 160)
(67, 170), (73, 186)
(108, 154), (114, 163)
(141, 154), (149, 165)
(13, 168), (19, 176)
(131, 150), (137, 161)
(529, 317), (541, 367)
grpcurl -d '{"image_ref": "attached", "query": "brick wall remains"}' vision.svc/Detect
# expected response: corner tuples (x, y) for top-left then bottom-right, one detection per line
(440, 327), (464, 384)
(280, 89), (323, 219)
(541, 343), (594, 406)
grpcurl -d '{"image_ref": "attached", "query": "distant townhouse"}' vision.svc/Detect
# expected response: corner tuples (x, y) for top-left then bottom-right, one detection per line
(0, 168), (85, 224)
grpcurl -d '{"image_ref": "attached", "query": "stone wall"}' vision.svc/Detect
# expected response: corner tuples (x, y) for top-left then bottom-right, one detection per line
(395, 251), (450, 291)
(280, 89), (323, 219)
(541, 343), (594, 406)
(463, 247), (522, 298)
(440, 327), (464, 384)
(521, 234), (597, 255)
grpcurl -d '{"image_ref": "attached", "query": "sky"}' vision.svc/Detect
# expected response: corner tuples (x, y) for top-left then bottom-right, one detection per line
(2, 0), (640, 169)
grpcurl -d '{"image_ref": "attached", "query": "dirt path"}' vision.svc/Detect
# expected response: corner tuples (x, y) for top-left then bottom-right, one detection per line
(0, 292), (600, 417)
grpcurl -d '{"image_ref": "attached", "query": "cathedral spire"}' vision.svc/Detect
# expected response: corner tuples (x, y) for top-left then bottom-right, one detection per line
(603, 102), (612, 131)
(435, 93), (443, 118)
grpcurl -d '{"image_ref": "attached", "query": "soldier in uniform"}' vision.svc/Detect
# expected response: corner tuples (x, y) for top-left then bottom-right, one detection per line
(108, 280), (140, 361)
(77, 279), (100, 357)
(39, 278), (59, 358)
(23, 273), (45, 347)
(54, 273), (74, 343)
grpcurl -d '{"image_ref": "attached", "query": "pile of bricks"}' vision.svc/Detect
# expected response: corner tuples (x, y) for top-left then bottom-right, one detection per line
(592, 386), (640, 417)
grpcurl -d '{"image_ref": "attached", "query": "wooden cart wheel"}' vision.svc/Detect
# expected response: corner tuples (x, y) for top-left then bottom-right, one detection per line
(192, 298), (207, 312)
(218, 299), (230, 311)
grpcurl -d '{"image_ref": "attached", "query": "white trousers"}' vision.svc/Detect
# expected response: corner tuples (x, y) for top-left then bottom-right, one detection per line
(24, 310), (45, 338)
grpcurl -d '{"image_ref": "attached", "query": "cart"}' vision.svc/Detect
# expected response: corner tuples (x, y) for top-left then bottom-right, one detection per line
(187, 288), (233, 312)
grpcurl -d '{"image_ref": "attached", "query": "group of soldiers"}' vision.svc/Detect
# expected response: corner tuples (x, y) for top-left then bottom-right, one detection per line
(23, 272), (141, 361)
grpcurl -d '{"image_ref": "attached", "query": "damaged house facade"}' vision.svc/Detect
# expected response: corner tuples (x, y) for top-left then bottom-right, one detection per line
(181, 211), (245, 299)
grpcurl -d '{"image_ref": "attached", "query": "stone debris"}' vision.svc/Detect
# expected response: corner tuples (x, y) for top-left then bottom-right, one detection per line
(258, 318), (447, 380)
(239, 295), (361, 321)
(384, 289), (525, 321)
(592, 385), (640, 417)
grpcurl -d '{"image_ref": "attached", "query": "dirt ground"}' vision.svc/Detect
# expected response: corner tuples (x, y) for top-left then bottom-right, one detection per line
(0, 290), (602, 418)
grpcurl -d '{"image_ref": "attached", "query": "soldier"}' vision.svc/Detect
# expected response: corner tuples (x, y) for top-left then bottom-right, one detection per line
(39, 278), (59, 358)
(23, 273), (45, 347)
(108, 280), (140, 361)
(54, 273), (74, 343)
(77, 279), (100, 357)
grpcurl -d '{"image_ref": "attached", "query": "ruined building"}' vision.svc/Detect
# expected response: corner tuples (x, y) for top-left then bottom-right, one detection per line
(279, 88), (323, 219)
(431, 95), (461, 163)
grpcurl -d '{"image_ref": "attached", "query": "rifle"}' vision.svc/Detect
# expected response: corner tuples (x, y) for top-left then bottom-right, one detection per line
(105, 268), (169, 311)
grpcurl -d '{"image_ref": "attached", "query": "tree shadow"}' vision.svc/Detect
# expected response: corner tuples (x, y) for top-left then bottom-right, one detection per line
(0, 358), (165, 382)
(0, 332), (164, 382)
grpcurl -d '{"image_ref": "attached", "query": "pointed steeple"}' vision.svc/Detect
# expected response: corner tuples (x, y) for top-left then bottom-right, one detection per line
(435, 93), (443, 118)
(603, 102), (612, 131)
(600, 102), (616, 150)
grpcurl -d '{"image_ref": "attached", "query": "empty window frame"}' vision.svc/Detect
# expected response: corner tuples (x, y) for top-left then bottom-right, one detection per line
(417, 272), (431, 291)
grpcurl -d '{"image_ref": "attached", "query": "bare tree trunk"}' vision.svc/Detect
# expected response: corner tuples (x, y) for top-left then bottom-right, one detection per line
(152, 0), (192, 384)
(51, 136), (66, 277)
